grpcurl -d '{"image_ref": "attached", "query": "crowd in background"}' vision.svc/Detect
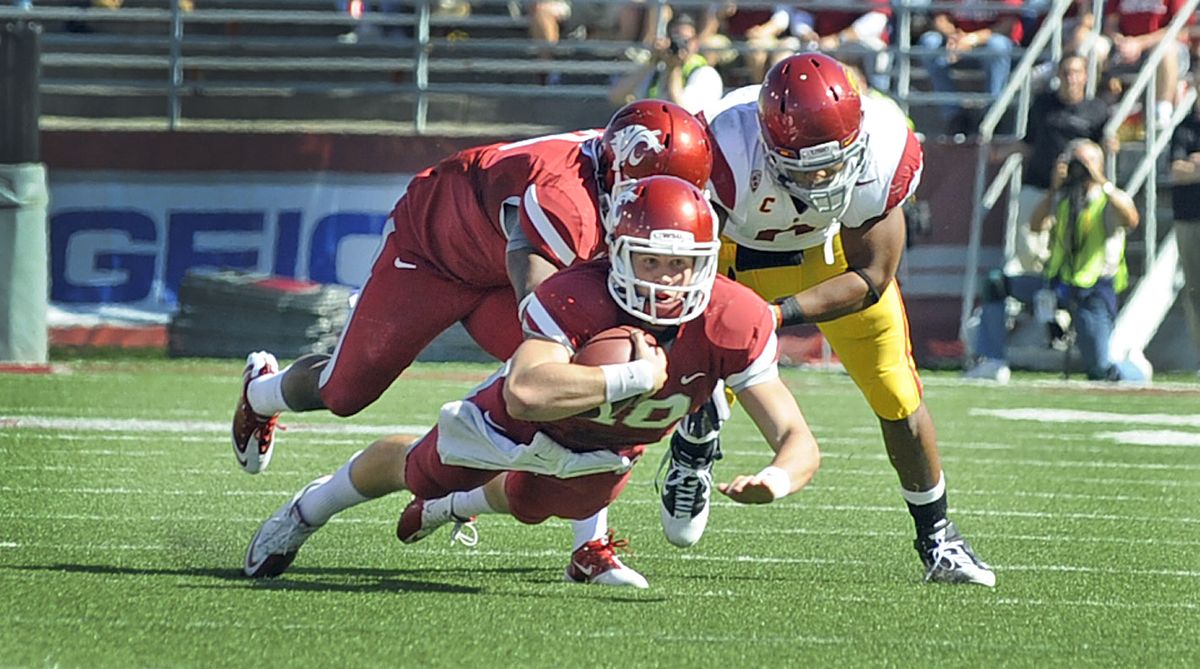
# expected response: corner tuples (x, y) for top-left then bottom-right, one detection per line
(17, 0), (1200, 378)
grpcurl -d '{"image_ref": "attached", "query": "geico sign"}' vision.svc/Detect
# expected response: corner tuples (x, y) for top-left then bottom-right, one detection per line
(50, 209), (390, 304)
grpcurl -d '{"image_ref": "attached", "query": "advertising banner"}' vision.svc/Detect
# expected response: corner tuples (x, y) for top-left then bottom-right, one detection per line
(48, 171), (410, 317)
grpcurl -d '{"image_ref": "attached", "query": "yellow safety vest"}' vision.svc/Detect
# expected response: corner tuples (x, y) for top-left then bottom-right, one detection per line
(1044, 192), (1128, 292)
(646, 54), (708, 99)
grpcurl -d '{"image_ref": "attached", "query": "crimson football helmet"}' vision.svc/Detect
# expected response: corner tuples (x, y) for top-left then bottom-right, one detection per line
(598, 100), (713, 226)
(758, 53), (867, 214)
(606, 175), (720, 326)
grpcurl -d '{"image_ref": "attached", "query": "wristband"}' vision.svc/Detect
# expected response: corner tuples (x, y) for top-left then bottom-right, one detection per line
(773, 296), (807, 327)
(600, 359), (657, 403)
(756, 465), (792, 500)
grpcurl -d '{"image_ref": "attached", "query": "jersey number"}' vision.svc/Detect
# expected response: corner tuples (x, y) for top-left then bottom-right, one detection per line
(754, 223), (816, 243)
(588, 394), (691, 430)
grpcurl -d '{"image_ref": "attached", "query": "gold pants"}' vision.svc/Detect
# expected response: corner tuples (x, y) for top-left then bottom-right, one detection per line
(718, 236), (923, 420)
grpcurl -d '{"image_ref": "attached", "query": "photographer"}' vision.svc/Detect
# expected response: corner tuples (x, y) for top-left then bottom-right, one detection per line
(608, 14), (724, 115)
(967, 139), (1142, 383)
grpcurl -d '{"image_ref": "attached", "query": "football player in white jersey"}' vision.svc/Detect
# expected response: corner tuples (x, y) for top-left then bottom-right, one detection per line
(657, 53), (994, 586)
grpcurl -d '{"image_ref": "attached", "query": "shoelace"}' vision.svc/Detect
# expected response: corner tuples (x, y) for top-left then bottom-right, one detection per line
(449, 519), (478, 547)
(923, 539), (980, 583)
(581, 530), (633, 566)
(261, 505), (318, 556)
(663, 465), (713, 515)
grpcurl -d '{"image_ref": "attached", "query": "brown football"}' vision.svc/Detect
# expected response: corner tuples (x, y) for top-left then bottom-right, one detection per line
(572, 325), (656, 367)
(567, 325), (658, 419)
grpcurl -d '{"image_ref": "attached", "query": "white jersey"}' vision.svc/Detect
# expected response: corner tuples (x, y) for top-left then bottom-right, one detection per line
(702, 85), (923, 254)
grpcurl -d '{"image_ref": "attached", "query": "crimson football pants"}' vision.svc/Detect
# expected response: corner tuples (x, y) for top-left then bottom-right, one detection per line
(318, 241), (523, 417)
(404, 426), (641, 524)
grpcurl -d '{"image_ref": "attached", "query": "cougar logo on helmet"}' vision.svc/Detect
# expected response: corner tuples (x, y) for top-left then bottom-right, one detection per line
(599, 100), (714, 193)
(608, 125), (666, 171)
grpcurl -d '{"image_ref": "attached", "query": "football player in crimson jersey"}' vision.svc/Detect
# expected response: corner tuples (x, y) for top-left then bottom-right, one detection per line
(242, 176), (821, 585)
(231, 100), (713, 475)
(645, 53), (993, 586)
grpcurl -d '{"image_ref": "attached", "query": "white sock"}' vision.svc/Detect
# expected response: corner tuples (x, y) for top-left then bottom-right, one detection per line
(297, 452), (370, 526)
(570, 508), (608, 551)
(247, 366), (290, 416)
(447, 487), (498, 518)
(899, 471), (946, 506)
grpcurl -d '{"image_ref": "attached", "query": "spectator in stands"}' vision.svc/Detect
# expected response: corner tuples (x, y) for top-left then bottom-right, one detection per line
(336, 1), (410, 44)
(716, 3), (892, 91)
(787, 2), (893, 91)
(529, 1), (654, 45)
(709, 3), (775, 83)
(528, 1), (634, 84)
(1022, 1), (1113, 67)
(918, 0), (1024, 134)
(608, 13), (724, 114)
(1012, 54), (1113, 276)
(1170, 87), (1200, 367)
(1104, 0), (1194, 128)
(966, 139), (1142, 383)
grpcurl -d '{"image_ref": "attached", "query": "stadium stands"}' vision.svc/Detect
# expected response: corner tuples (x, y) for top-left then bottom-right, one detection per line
(3, 0), (1045, 133)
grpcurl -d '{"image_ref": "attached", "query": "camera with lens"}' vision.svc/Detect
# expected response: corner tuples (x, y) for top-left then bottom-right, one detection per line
(1065, 157), (1090, 186)
(668, 33), (691, 56)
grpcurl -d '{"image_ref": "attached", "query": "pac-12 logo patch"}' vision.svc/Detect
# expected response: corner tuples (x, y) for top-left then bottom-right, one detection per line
(750, 169), (762, 190)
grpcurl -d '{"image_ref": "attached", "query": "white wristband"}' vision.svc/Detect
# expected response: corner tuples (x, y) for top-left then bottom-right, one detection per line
(756, 465), (792, 500)
(600, 359), (657, 403)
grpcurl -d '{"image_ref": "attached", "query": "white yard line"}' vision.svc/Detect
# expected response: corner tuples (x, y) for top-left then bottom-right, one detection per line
(2, 488), (1196, 524)
(2, 543), (1196, 579)
(0, 415), (428, 436)
(3, 513), (1198, 546)
(1096, 430), (1200, 447)
(970, 407), (1200, 428)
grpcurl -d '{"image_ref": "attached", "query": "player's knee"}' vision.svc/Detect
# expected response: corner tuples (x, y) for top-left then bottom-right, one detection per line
(321, 396), (369, 418)
(866, 386), (920, 422)
(318, 382), (378, 417)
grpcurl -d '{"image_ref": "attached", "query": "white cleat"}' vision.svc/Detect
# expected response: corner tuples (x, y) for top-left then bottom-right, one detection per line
(916, 520), (996, 587)
(243, 476), (328, 578)
(963, 358), (1011, 384)
(232, 351), (281, 474)
(564, 531), (648, 589)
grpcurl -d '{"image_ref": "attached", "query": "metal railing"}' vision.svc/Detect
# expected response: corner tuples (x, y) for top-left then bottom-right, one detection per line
(957, 0), (1073, 343)
(958, 0), (1200, 346)
(1, 0), (635, 131)
(1101, 0), (1200, 267)
(1, 0), (1058, 132)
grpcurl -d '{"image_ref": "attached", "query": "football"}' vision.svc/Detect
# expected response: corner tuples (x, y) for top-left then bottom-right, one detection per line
(572, 325), (656, 368)
(560, 325), (658, 423)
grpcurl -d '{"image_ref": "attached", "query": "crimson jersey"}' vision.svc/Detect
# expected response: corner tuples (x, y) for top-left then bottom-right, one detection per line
(468, 259), (779, 453)
(389, 130), (608, 287)
(947, 0), (1024, 42)
(811, 3), (892, 41)
(1106, 0), (1191, 36)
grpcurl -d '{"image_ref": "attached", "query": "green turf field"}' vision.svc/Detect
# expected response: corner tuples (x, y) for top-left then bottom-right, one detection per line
(1, 359), (1197, 667)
